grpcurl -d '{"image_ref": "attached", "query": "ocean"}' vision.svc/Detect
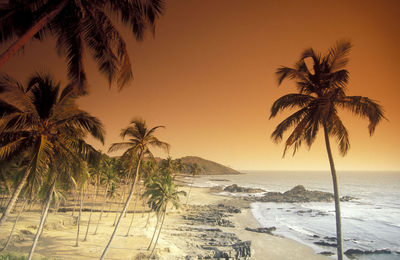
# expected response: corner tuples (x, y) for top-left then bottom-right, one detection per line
(190, 170), (400, 260)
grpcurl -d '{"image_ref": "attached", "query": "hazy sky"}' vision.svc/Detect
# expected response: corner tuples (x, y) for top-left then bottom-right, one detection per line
(2, 0), (400, 171)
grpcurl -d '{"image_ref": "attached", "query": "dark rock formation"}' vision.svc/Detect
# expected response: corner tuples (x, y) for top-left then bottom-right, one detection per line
(319, 251), (334, 256)
(344, 248), (392, 257)
(183, 204), (241, 227)
(340, 195), (357, 202)
(223, 184), (265, 193)
(232, 241), (251, 258)
(242, 185), (357, 203)
(244, 227), (276, 234)
(257, 185), (333, 203)
(314, 241), (337, 247)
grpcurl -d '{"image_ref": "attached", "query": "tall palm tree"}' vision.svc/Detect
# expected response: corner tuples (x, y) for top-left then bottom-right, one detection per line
(100, 118), (169, 260)
(269, 40), (385, 260)
(144, 171), (185, 259)
(0, 0), (165, 94)
(0, 72), (105, 227)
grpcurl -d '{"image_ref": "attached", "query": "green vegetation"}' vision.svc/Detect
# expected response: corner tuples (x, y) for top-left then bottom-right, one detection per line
(0, 0), (165, 94)
(179, 156), (240, 175)
(100, 118), (170, 259)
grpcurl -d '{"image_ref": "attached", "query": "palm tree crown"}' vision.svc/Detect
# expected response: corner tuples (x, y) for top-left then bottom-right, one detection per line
(270, 40), (385, 156)
(109, 118), (170, 165)
(0, 72), (105, 225)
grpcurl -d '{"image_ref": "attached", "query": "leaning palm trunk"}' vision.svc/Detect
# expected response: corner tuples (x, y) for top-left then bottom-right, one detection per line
(100, 156), (142, 260)
(147, 211), (161, 250)
(323, 124), (343, 260)
(27, 181), (56, 260)
(149, 206), (167, 259)
(0, 162), (32, 226)
(75, 185), (84, 247)
(94, 183), (108, 235)
(84, 177), (98, 241)
(126, 187), (140, 236)
(0, 0), (68, 68)
(0, 199), (27, 252)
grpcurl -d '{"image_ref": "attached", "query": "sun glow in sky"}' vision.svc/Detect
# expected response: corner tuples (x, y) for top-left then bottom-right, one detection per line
(2, 0), (400, 171)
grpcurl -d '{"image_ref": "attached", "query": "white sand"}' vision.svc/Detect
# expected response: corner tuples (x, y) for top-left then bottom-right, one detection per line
(0, 186), (329, 259)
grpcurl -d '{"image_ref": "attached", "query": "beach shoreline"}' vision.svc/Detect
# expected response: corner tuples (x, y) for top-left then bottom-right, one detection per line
(0, 185), (330, 259)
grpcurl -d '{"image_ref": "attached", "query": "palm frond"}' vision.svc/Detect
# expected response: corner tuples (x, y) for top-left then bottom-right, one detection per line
(271, 107), (309, 144)
(0, 136), (26, 160)
(270, 93), (314, 119)
(62, 111), (105, 143)
(328, 40), (352, 72)
(336, 96), (386, 135)
(326, 113), (350, 156)
(276, 67), (301, 86)
(108, 142), (137, 153)
(283, 113), (311, 156)
(54, 14), (88, 95)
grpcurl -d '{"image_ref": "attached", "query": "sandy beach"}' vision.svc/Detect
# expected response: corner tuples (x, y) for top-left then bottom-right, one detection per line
(0, 185), (330, 259)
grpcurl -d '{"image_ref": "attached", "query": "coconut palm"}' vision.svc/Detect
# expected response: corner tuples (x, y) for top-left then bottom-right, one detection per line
(144, 171), (185, 259)
(100, 118), (169, 260)
(28, 149), (94, 260)
(269, 40), (385, 260)
(0, 0), (165, 94)
(0, 72), (105, 227)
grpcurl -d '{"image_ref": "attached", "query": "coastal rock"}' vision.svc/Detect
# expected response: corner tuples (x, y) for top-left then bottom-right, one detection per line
(340, 195), (357, 202)
(257, 185), (335, 203)
(201, 241), (251, 259)
(232, 241), (252, 258)
(244, 227), (276, 234)
(344, 248), (392, 257)
(319, 251), (334, 256)
(314, 241), (337, 247)
(183, 204), (241, 227)
(223, 184), (265, 193)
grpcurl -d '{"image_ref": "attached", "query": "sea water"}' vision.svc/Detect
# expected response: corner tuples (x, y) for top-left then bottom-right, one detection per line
(190, 171), (400, 259)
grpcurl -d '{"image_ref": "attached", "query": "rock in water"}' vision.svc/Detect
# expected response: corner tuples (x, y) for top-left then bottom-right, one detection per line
(223, 184), (265, 193)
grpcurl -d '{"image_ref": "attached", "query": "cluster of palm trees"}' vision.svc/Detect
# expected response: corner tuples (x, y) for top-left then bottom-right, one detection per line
(0, 1), (174, 257)
(0, 84), (186, 258)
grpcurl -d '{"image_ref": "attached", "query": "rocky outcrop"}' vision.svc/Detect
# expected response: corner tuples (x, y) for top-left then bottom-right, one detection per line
(223, 184), (265, 193)
(244, 185), (357, 203)
(181, 204), (251, 259)
(183, 204), (240, 227)
(344, 248), (392, 257)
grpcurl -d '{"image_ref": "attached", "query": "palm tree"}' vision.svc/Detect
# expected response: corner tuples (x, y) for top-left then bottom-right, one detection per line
(0, 72), (105, 227)
(100, 118), (169, 260)
(0, 0), (165, 94)
(94, 156), (117, 235)
(269, 40), (385, 260)
(144, 171), (185, 259)
(185, 163), (202, 205)
(29, 150), (94, 260)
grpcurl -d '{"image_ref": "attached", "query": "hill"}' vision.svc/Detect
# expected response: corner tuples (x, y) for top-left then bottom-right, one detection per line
(179, 156), (241, 175)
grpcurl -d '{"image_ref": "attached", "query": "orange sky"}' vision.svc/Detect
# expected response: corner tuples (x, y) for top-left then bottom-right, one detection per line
(2, 0), (400, 171)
